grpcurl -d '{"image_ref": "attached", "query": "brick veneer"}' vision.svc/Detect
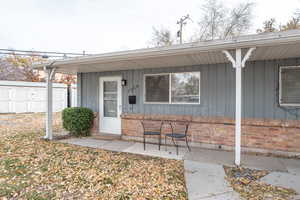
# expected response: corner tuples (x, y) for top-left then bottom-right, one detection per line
(91, 112), (99, 134)
(121, 113), (300, 154)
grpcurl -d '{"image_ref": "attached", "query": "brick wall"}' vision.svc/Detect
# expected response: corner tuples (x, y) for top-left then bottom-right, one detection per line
(91, 112), (99, 134)
(121, 113), (300, 154)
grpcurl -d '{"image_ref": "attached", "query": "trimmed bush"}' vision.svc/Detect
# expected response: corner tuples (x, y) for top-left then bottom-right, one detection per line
(62, 107), (94, 137)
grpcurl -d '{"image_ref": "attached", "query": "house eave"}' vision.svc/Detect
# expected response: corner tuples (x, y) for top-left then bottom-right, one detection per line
(33, 30), (300, 74)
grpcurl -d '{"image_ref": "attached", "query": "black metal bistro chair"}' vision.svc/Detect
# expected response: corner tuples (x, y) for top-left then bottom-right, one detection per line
(140, 120), (163, 150)
(164, 121), (191, 155)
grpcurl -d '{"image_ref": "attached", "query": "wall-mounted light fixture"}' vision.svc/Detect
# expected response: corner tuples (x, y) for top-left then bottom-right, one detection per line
(121, 79), (127, 86)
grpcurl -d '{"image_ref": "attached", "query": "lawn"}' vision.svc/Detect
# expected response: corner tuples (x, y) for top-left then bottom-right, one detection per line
(0, 113), (187, 199)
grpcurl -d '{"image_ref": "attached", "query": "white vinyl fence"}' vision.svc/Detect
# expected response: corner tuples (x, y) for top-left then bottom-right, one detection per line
(0, 81), (73, 113)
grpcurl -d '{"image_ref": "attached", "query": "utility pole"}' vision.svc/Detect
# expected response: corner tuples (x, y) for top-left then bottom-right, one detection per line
(177, 14), (192, 44)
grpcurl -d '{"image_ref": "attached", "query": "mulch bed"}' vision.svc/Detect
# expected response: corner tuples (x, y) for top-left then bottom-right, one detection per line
(224, 166), (297, 200)
(0, 114), (187, 200)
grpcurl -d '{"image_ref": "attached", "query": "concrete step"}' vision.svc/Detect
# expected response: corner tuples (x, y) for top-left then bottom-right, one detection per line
(92, 133), (121, 141)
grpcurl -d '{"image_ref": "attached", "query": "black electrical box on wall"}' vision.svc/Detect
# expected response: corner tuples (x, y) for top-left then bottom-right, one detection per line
(129, 95), (136, 104)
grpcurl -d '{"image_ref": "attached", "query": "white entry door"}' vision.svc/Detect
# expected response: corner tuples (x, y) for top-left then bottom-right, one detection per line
(99, 76), (122, 134)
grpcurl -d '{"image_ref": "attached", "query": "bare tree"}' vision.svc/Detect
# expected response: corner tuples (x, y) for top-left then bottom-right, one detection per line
(257, 18), (278, 33)
(197, 0), (225, 40)
(257, 15), (300, 33)
(223, 2), (254, 38)
(195, 0), (254, 41)
(280, 17), (300, 31)
(149, 27), (174, 47)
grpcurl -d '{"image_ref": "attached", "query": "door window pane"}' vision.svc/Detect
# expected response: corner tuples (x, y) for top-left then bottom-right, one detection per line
(104, 93), (117, 100)
(171, 72), (200, 103)
(104, 100), (117, 117)
(145, 74), (169, 102)
(103, 80), (118, 117)
(104, 81), (117, 92)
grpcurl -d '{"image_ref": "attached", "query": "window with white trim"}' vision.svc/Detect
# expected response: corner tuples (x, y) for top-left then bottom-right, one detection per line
(145, 74), (169, 103)
(280, 66), (300, 106)
(144, 72), (200, 104)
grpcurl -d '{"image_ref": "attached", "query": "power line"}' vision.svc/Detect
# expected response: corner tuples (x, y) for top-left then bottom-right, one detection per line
(0, 52), (66, 58)
(0, 48), (89, 55)
(0, 48), (93, 59)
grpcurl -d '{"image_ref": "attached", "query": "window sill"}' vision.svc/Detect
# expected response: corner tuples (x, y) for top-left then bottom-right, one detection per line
(279, 103), (300, 107)
(144, 102), (201, 105)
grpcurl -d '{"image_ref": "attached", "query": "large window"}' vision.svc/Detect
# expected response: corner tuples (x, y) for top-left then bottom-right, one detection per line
(145, 74), (169, 103)
(144, 72), (200, 104)
(280, 66), (300, 106)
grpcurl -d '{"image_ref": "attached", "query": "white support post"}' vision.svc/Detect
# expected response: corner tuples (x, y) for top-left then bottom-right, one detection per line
(235, 49), (242, 166)
(222, 48), (255, 166)
(44, 65), (56, 140)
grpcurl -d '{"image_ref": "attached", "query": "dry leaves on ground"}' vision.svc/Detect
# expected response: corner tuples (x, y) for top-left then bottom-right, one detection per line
(224, 166), (297, 200)
(0, 113), (187, 200)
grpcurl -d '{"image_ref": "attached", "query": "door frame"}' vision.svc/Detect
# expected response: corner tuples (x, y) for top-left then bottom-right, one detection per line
(99, 76), (122, 134)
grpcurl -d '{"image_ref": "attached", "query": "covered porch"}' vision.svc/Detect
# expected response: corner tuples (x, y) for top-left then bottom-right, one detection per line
(34, 30), (300, 166)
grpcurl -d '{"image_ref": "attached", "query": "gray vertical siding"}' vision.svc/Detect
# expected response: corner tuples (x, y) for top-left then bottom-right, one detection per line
(77, 58), (300, 120)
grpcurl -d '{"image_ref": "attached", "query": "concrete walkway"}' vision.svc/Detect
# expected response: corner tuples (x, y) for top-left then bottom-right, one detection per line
(185, 160), (240, 200)
(261, 158), (300, 199)
(59, 137), (300, 200)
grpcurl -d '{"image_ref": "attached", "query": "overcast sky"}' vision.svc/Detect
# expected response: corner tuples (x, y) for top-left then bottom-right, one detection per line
(0, 0), (299, 54)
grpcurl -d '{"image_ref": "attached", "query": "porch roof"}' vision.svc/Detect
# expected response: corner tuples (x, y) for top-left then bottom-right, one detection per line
(34, 30), (300, 74)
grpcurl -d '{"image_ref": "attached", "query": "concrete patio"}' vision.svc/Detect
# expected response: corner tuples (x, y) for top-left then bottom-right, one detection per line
(59, 137), (300, 200)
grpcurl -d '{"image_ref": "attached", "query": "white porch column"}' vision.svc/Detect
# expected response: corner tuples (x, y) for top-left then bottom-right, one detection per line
(235, 49), (242, 166)
(223, 48), (255, 166)
(44, 65), (56, 140)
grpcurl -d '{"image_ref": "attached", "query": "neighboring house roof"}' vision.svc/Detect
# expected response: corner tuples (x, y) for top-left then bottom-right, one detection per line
(33, 30), (300, 74)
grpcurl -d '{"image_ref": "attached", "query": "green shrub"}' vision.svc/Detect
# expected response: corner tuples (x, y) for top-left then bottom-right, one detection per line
(62, 107), (94, 137)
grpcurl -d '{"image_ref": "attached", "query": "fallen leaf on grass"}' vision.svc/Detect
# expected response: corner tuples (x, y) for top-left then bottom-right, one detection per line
(0, 113), (188, 199)
(224, 166), (297, 200)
